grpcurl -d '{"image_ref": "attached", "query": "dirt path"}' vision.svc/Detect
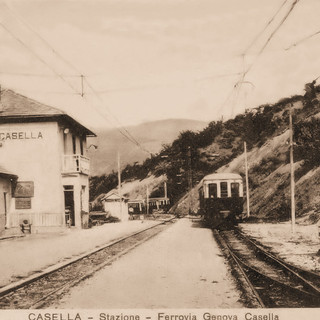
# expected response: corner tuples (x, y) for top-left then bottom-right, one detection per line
(53, 218), (244, 308)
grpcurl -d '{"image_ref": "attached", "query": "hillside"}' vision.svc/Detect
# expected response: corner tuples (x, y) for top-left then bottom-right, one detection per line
(171, 87), (320, 224)
(91, 82), (320, 225)
(88, 118), (207, 175)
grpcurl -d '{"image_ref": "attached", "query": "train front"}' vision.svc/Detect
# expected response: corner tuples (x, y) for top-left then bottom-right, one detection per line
(199, 173), (244, 228)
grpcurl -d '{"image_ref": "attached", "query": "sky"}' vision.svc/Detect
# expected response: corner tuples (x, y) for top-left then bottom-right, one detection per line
(0, 0), (320, 132)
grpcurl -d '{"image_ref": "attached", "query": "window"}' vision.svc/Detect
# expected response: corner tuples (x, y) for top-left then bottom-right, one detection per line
(72, 135), (76, 154)
(231, 183), (240, 197)
(80, 137), (84, 156)
(64, 185), (74, 190)
(208, 183), (217, 198)
(220, 182), (228, 198)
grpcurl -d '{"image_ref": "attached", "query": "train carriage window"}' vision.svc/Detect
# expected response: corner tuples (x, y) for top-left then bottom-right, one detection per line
(220, 182), (228, 198)
(231, 183), (240, 197)
(208, 183), (217, 198)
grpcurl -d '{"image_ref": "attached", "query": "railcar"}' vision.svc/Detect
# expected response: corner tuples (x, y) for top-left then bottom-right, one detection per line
(199, 172), (244, 228)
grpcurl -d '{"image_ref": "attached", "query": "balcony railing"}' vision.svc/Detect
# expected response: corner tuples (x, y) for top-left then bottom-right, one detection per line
(62, 154), (90, 175)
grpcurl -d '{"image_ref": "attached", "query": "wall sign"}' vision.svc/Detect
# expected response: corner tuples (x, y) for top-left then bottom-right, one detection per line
(15, 198), (32, 209)
(0, 131), (43, 141)
(14, 181), (34, 198)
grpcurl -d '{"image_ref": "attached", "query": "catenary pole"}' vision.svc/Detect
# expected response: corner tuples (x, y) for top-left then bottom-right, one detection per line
(244, 141), (250, 218)
(146, 185), (149, 215)
(187, 146), (192, 215)
(81, 75), (84, 97)
(117, 151), (122, 219)
(164, 181), (167, 198)
(289, 104), (296, 233)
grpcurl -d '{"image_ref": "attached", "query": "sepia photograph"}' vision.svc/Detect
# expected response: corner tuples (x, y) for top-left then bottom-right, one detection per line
(0, 0), (320, 318)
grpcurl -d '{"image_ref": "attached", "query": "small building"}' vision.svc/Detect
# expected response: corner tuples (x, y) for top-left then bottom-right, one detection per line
(101, 191), (129, 221)
(0, 89), (95, 232)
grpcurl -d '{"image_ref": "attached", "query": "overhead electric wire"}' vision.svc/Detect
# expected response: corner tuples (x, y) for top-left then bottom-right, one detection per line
(218, 0), (300, 119)
(214, 81), (240, 117)
(82, 77), (152, 154)
(0, 71), (81, 77)
(229, 55), (247, 116)
(244, 0), (301, 77)
(243, 0), (289, 54)
(2, 1), (84, 82)
(1, 0), (244, 152)
(195, 71), (242, 82)
(1, 0), (245, 139)
(1, 1), (151, 155)
(285, 29), (320, 50)
(215, 55), (247, 117)
(257, 0), (300, 55)
(1, 0), (301, 140)
(0, 21), (82, 96)
(76, 71), (242, 94)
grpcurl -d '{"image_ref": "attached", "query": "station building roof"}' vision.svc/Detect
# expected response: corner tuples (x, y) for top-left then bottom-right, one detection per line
(0, 89), (96, 137)
(0, 164), (18, 179)
(101, 191), (129, 201)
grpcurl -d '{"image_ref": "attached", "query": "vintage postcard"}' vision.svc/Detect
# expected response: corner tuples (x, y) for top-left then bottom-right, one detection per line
(0, 1), (319, 319)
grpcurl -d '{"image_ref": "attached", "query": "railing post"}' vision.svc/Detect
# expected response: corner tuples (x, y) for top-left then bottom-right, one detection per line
(62, 154), (90, 174)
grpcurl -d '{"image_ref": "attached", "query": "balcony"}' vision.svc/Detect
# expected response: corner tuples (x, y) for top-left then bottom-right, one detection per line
(62, 154), (90, 175)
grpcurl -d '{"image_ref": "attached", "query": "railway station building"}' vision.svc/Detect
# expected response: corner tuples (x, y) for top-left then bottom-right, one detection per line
(0, 89), (96, 233)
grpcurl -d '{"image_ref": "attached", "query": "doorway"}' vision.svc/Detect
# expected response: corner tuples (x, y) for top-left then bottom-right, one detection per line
(64, 185), (75, 226)
(3, 192), (7, 227)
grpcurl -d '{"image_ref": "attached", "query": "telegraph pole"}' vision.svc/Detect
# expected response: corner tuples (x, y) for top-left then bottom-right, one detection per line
(81, 75), (84, 97)
(244, 141), (250, 218)
(117, 151), (122, 219)
(187, 146), (192, 215)
(289, 104), (296, 233)
(164, 181), (167, 198)
(146, 185), (149, 215)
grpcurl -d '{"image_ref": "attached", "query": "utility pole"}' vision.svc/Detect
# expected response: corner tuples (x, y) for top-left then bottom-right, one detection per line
(146, 185), (149, 215)
(81, 75), (84, 97)
(187, 146), (192, 215)
(244, 141), (250, 218)
(164, 181), (167, 198)
(289, 104), (296, 233)
(117, 151), (122, 219)
(164, 181), (168, 212)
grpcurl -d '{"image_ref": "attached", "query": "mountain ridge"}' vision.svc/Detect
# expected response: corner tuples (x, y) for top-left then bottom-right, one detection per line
(90, 82), (320, 224)
(88, 118), (207, 175)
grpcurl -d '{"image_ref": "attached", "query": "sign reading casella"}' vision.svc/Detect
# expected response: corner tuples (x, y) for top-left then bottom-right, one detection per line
(0, 131), (43, 141)
(14, 181), (34, 198)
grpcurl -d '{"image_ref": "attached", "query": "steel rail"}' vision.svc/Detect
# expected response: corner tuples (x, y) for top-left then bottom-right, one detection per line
(213, 230), (265, 308)
(217, 229), (320, 307)
(0, 217), (176, 308)
(29, 227), (167, 309)
(235, 228), (320, 295)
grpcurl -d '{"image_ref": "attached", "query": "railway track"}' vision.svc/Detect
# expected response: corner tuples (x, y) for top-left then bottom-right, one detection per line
(214, 228), (320, 308)
(0, 218), (176, 309)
